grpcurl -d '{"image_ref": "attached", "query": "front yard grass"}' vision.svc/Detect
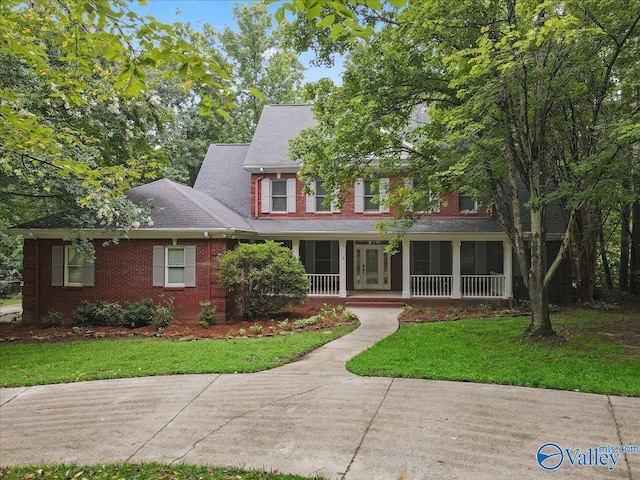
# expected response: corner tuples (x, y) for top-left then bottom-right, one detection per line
(0, 463), (317, 480)
(346, 309), (640, 396)
(0, 325), (356, 387)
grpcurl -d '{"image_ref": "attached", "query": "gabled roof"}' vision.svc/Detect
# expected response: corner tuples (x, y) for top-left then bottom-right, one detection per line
(194, 143), (252, 217)
(242, 104), (315, 172)
(127, 179), (253, 232)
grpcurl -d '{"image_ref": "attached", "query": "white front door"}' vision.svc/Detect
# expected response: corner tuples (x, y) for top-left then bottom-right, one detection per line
(355, 245), (391, 290)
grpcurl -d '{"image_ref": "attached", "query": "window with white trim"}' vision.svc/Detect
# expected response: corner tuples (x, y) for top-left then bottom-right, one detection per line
(51, 245), (94, 287)
(355, 178), (389, 213)
(166, 246), (186, 286)
(271, 179), (287, 212)
(459, 193), (478, 213)
(65, 245), (85, 286)
(315, 180), (330, 212)
(153, 245), (196, 288)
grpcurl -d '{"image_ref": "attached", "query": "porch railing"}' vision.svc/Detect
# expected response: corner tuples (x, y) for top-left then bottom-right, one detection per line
(462, 275), (505, 298)
(411, 275), (453, 297)
(307, 274), (340, 296)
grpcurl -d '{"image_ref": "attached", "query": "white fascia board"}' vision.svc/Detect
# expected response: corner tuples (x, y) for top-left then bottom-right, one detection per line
(10, 228), (256, 240)
(244, 165), (300, 174)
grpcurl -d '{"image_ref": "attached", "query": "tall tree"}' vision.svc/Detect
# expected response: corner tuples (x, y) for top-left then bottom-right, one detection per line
(282, 0), (640, 336)
(160, 2), (305, 185)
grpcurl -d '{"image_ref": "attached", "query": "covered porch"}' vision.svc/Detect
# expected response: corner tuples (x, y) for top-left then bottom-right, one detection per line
(285, 237), (513, 300)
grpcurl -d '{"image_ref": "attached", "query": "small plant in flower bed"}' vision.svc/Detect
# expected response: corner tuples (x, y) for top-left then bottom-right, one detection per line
(294, 314), (324, 329)
(198, 300), (217, 327)
(249, 323), (263, 335)
(40, 310), (64, 328)
(278, 319), (293, 331)
(151, 295), (174, 331)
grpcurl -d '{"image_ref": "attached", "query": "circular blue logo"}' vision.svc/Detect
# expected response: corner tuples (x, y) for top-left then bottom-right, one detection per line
(537, 443), (564, 471)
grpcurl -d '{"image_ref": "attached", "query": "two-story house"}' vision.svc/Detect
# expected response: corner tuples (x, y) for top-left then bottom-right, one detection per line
(13, 104), (572, 322)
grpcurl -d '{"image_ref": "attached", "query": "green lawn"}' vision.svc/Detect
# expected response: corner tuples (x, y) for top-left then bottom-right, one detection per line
(0, 463), (318, 480)
(0, 325), (356, 387)
(346, 309), (640, 396)
(1, 298), (21, 306)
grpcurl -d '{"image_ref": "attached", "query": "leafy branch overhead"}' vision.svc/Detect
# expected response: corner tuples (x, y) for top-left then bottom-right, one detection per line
(0, 0), (234, 231)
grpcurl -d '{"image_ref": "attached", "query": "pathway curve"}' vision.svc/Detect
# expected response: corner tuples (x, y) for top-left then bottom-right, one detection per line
(1, 308), (638, 479)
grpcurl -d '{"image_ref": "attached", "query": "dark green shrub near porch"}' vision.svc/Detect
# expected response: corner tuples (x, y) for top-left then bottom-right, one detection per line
(218, 241), (309, 319)
(123, 297), (154, 328)
(72, 300), (124, 327)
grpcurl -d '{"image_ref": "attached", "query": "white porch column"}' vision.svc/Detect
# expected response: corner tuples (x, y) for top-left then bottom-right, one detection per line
(402, 238), (411, 298)
(292, 239), (300, 260)
(339, 239), (347, 298)
(503, 239), (513, 299)
(452, 239), (462, 299)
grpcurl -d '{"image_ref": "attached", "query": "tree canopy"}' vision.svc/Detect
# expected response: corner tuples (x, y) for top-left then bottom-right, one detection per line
(282, 0), (640, 335)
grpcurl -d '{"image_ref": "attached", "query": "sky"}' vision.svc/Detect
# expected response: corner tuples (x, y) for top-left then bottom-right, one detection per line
(134, 0), (344, 84)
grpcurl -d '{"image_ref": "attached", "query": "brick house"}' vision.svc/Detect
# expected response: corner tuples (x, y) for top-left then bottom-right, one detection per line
(12, 104), (572, 322)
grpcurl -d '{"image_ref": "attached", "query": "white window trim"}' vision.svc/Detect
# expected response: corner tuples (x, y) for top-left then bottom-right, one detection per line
(165, 246), (186, 287)
(64, 245), (84, 287)
(307, 179), (340, 214)
(271, 179), (288, 213)
(459, 193), (478, 213)
(355, 178), (390, 213)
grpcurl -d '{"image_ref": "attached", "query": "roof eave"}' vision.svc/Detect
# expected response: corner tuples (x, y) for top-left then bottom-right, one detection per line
(244, 165), (300, 174)
(7, 228), (256, 240)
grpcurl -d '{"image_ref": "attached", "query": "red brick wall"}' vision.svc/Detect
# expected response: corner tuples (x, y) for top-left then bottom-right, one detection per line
(250, 174), (492, 219)
(22, 238), (232, 324)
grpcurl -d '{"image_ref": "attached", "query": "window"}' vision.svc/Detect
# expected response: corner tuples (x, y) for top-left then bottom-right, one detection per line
(355, 178), (389, 213)
(153, 245), (196, 287)
(65, 246), (85, 285)
(166, 247), (186, 286)
(404, 179), (440, 213)
(271, 179), (287, 212)
(315, 180), (330, 212)
(51, 245), (94, 287)
(459, 193), (477, 213)
(261, 177), (296, 213)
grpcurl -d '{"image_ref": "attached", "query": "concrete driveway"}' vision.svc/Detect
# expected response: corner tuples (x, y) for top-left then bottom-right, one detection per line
(1, 308), (638, 479)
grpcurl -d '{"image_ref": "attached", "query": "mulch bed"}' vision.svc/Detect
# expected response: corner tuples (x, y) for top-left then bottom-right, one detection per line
(0, 304), (357, 344)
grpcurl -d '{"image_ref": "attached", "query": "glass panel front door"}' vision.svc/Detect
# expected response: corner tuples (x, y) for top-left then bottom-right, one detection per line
(355, 245), (391, 290)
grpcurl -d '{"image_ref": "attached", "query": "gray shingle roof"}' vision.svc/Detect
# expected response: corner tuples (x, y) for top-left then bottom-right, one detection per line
(243, 104), (316, 170)
(194, 144), (251, 217)
(127, 179), (253, 231)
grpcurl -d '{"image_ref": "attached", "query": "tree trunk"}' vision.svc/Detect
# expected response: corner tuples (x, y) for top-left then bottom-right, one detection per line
(598, 223), (613, 290)
(620, 202), (631, 292)
(632, 199), (640, 294)
(525, 200), (555, 337)
(574, 207), (598, 303)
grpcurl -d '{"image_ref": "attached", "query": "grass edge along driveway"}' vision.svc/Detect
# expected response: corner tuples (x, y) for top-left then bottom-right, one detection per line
(346, 309), (639, 397)
(0, 325), (356, 387)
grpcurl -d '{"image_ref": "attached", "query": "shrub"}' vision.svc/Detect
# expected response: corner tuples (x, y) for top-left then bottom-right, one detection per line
(277, 319), (293, 331)
(40, 310), (64, 327)
(218, 241), (308, 320)
(198, 300), (217, 327)
(72, 300), (124, 327)
(124, 298), (154, 328)
(294, 314), (324, 329)
(343, 310), (358, 322)
(151, 295), (174, 331)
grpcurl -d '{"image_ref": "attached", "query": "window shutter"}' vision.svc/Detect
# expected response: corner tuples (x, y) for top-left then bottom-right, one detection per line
(354, 179), (364, 213)
(153, 246), (164, 287)
(306, 181), (316, 213)
(379, 178), (390, 213)
(261, 178), (270, 213)
(331, 187), (341, 213)
(184, 246), (196, 287)
(404, 178), (414, 211)
(286, 178), (296, 213)
(51, 246), (64, 286)
(83, 260), (95, 287)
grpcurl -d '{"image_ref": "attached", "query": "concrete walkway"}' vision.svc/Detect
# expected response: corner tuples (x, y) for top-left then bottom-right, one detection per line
(1, 308), (638, 479)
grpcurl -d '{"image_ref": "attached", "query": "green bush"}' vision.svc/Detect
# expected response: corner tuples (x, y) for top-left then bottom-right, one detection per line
(124, 298), (154, 328)
(72, 300), (124, 327)
(40, 310), (64, 327)
(198, 300), (217, 327)
(218, 241), (308, 320)
(294, 314), (324, 329)
(151, 295), (174, 331)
